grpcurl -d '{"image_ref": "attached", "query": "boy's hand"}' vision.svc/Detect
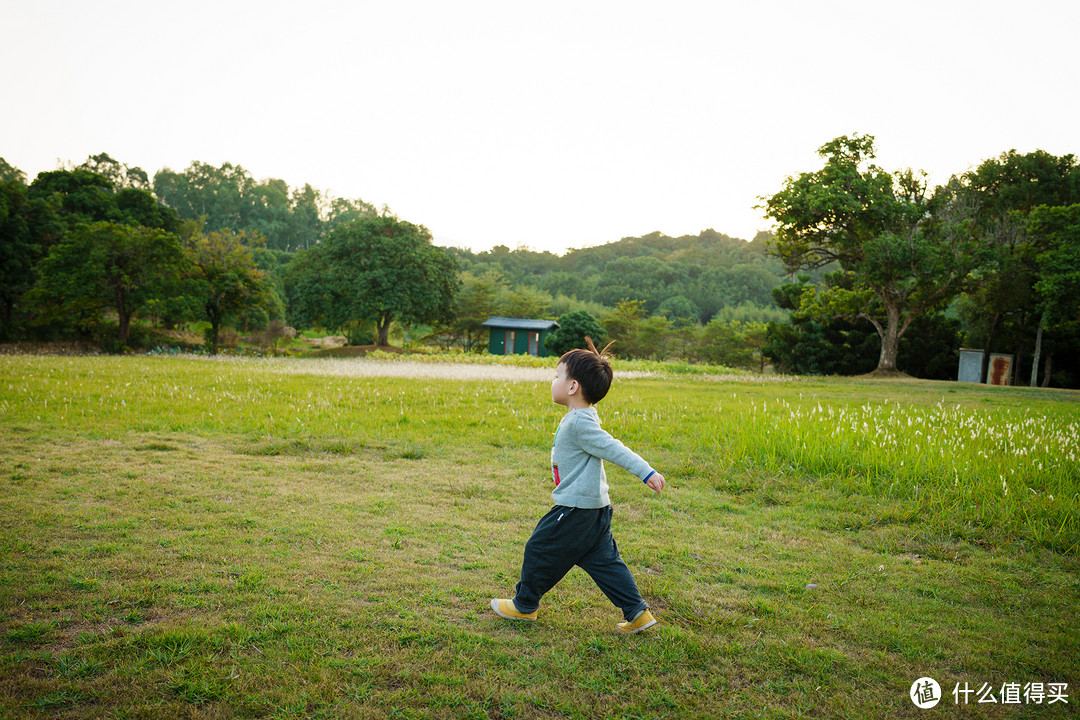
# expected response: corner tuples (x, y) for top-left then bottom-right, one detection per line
(645, 472), (665, 493)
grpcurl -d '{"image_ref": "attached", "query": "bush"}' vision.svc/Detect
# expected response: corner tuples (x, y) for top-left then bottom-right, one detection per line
(701, 319), (767, 370)
(545, 310), (605, 356)
(345, 322), (376, 347)
(657, 295), (700, 326)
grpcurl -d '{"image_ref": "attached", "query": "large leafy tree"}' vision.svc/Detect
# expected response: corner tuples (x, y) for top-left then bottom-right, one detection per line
(78, 152), (151, 191)
(1028, 204), (1080, 384)
(287, 215), (458, 346)
(762, 134), (986, 373)
(0, 157), (26, 183)
(184, 228), (275, 353)
(763, 275), (961, 378)
(0, 178), (42, 337)
(29, 169), (117, 224)
(10, 162), (180, 344)
(700, 318), (768, 370)
(153, 161), (257, 232)
(443, 270), (505, 351)
(953, 150), (1079, 383)
(29, 221), (183, 347)
(597, 300), (677, 360)
(28, 167), (179, 233)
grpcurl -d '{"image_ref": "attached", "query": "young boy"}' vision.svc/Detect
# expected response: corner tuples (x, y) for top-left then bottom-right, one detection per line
(490, 339), (666, 633)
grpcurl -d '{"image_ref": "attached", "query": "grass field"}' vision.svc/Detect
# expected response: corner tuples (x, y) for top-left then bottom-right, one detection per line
(1, 354), (1078, 719)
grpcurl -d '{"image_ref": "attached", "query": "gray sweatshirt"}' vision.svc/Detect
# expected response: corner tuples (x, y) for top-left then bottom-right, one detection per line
(550, 407), (655, 509)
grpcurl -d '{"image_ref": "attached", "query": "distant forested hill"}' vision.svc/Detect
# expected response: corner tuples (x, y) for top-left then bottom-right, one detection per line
(451, 229), (788, 323)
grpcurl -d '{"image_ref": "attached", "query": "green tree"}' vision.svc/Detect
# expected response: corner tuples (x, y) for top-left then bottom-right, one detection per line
(701, 319), (768, 370)
(545, 310), (605, 356)
(29, 169), (117, 225)
(289, 184), (326, 251)
(762, 134), (986, 373)
(601, 300), (646, 357)
(154, 162), (377, 252)
(498, 284), (552, 319)
(634, 315), (674, 360)
(153, 161), (257, 233)
(287, 216), (458, 346)
(28, 167), (178, 232)
(657, 295), (700, 326)
(0, 179), (43, 338)
(29, 221), (183, 348)
(447, 270), (506, 352)
(1029, 204), (1080, 385)
(596, 300), (676, 360)
(284, 243), (333, 331)
(954, 150), (1080, 383)
(184, 229), (275, 354)
(764, 276), (962, 378)
(327, 195), (378, 232)
(763, 275), (878, 376)
(0, 157), (27, 183)
(78, 152), (151, 191)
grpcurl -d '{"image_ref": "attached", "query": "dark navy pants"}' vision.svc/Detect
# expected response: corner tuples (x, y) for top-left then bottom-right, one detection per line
(513, 505), (648, 622)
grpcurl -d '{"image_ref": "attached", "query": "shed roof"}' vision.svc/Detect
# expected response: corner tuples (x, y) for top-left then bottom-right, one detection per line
(482, 317), (559, 331)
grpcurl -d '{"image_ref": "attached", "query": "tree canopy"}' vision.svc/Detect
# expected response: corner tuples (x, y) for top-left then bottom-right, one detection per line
(287, 216), (459, 346)
(763, 134), (987, 373)
(153, 161), (377, 252)
(29, 221), (183, 348)
(950, 150), (1080, 384)
(183, 228), (276, 353)
(545, 310), (606, 356)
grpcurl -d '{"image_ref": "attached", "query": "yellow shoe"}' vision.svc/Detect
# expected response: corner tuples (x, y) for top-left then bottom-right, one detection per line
(616, 609), (657, 634)
(490, 598), (538, 621)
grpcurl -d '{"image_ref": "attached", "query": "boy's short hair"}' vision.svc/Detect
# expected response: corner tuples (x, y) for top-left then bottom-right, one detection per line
(560, 337), (615, 404)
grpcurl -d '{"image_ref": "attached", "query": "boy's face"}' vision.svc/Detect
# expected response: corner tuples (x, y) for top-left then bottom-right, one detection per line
(551, 362), (576, 407)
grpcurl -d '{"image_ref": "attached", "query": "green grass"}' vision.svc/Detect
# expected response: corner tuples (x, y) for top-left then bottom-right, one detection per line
(1, 355), (1078, 718)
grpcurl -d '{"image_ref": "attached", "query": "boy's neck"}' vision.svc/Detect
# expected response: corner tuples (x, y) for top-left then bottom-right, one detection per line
(564, 398), (592, 411)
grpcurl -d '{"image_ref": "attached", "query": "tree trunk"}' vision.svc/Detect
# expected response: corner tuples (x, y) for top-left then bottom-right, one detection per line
(206, 305), (222, 355)
(980, 314), (1001, 383)
(204, 320), (221, 355)
(1030, 311), (1045, 387)
(1041, 354), (1053, 388)
(1, 296), (12, 333)
(117, 289), (131, 348)
(876, 303), (901, 372)
(118, 310), (131, 348)
(377, 315), (392, 347)
(116, 293), (130, 347)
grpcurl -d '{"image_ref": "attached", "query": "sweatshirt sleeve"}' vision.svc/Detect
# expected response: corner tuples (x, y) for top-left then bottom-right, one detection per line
(573, 411), (655, 481)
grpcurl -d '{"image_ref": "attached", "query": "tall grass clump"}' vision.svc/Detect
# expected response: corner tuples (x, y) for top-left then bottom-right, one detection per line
(711, 395), (1080, 552)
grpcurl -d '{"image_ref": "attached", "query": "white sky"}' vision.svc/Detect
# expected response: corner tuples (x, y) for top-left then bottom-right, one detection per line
(3, 0), (1077, 254)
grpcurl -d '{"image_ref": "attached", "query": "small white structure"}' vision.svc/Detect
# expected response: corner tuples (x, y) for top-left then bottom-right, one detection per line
(958, 349), (1015, 385)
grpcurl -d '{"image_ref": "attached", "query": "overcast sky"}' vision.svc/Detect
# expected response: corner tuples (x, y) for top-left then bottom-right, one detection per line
(4, 0), (1077, 254)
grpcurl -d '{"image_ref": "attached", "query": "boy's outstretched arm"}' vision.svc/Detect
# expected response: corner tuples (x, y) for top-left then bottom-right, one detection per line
(644, 472), (665, 493)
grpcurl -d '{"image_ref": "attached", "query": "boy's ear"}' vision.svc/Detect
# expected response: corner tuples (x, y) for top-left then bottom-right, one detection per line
(567, 379), (579, 395)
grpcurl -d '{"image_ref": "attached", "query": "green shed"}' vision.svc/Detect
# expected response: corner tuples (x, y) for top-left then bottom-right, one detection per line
(482, 317), (560, 357)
